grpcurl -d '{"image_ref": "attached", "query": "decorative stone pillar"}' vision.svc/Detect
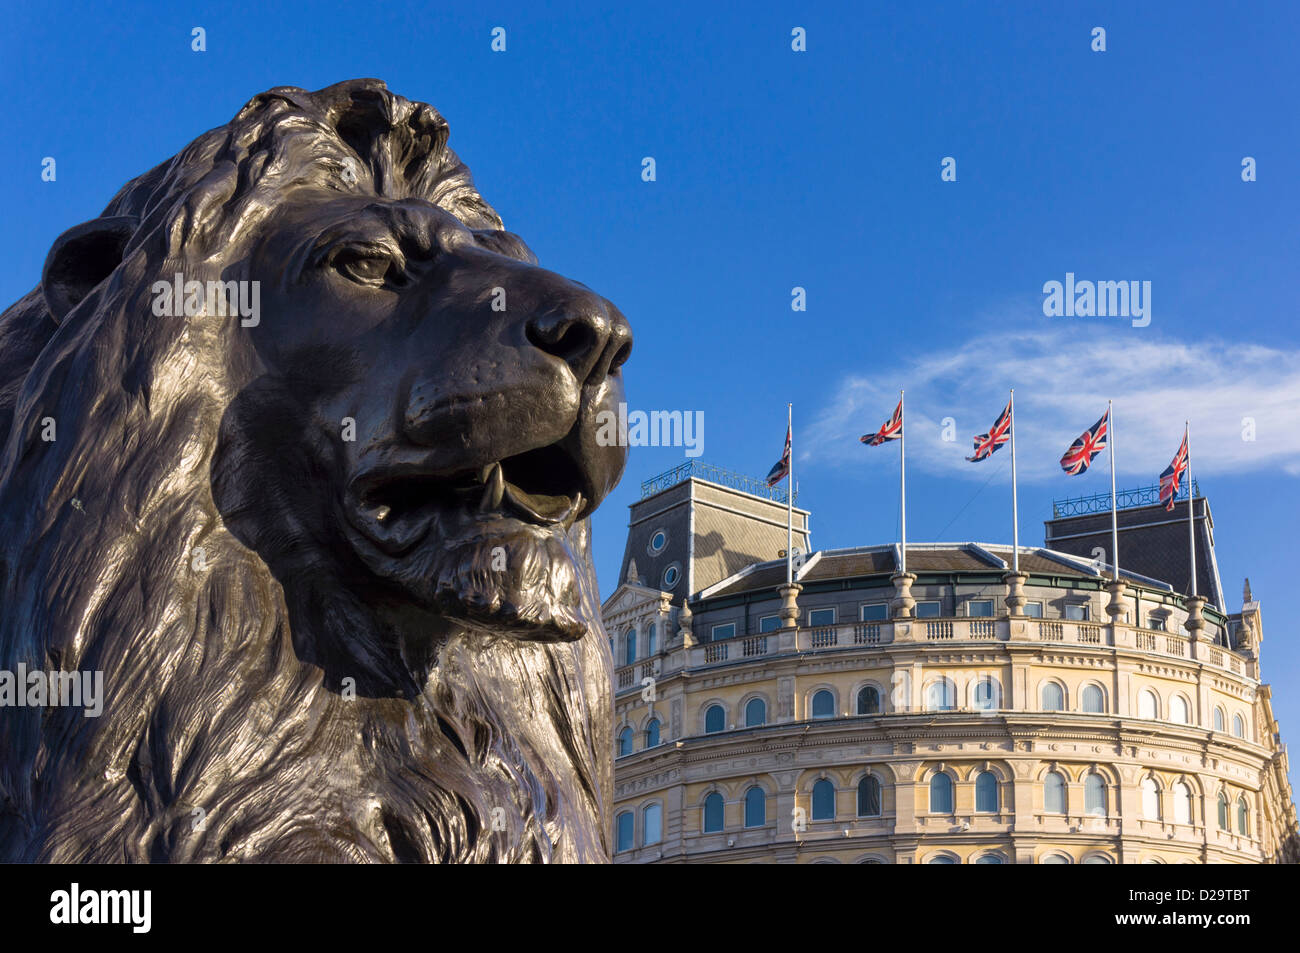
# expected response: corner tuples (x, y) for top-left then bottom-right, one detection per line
(657, 592), (673, 655)
(1105, 580), (1128, 621)
(891, 572), (916, 619)
(1003, 571), (1029, 615)
(677, 600), (696, 647)
(777, 583), (802, 628)
(1184, 595), (1206, 636)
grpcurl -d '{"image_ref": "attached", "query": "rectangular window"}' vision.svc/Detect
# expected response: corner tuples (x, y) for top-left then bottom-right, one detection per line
(808, 607), (836, 627)
(915, 601), (941, 619)
(1024, 601), (1043, 618)
(1064, 604), (1090, 621)
(616, 812), (634, 852)
(710, 622), (736, 641)
(758, 614), (782, 633)
(860, 603), (889, 622)
(967, 599), (994, 617)
(1148, 616), (1167, 631)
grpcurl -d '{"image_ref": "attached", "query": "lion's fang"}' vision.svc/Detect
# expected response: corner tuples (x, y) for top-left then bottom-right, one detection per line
(480, 463), (504, 512)
(373, 504), (392, 523)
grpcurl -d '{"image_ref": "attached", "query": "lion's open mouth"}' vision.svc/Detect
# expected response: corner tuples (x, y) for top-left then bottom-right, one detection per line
(348, 443), (588, 557)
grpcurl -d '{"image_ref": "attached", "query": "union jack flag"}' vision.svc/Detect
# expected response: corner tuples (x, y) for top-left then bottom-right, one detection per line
(1159, 427), (1189, 511)
(766, 424), (791, 486)
(1060, 409), (1109, 475)
(967, 399), (1012, 462)
(860, 399), (903, 446)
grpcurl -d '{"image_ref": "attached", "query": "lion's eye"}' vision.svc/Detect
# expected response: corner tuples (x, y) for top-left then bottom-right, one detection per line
(333, 249), (401, 287)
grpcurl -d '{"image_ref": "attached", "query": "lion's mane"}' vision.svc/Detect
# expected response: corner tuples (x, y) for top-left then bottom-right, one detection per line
(0, 80), (613, 862)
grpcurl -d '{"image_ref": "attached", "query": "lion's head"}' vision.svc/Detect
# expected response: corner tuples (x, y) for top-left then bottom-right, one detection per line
(0, 79), (629, 862)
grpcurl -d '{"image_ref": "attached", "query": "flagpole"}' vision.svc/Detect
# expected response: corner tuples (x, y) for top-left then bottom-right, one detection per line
(899, 389), (907, 575)
(787, 402), (793, 586)
(1108, 399), (1119, 582)
(1187, 421), (1196, 598)
(1010, 389), (1019, 573)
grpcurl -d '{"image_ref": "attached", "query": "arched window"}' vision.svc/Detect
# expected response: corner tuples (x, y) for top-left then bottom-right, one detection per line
(1141, 777), (1160, 819)
(616, 811), (634, 851)
(703, 792), (724, 833)
(1237, 797), (1249, 835)
(744, 786), (766, 828)
(927, 855), (957, 864)
(975, 771), (999, 813)
(973, 678), (999, 711)
(646, 623), (656, 656)
(645, 718), (660, 748)
(1217, 792), (1229, 830)
(744, 698), (766, 727)
(1138, 689), (1158, 720)
(1082, 854), (1112, 864)
(811, 779), (836, 820)
(1040, 681), (1064, 711)
(1084, 773), (1107, 816)
(1232, 713), (1246, 739)
(1170, 695), (1189, 725)
(975, 854), (1004, 864)
(857, 685), (880, 715)
(1040, 853), (1070, 864)
(642, 803), (662, 845)
(1172, 782), (1192, 825)
(617, 726), (633, 757)
(929, 773), (954, 814)
(1081, 684), (1104, 713)
(926, 678), (956, 711)
(1044, 771), (1067, 814)
(624, 628), (636, 666)
(704, 704), (725, 734)
(1214, 706), (1226, 732)
(857, 775), (881, 817)
(811, 690), (835, 719)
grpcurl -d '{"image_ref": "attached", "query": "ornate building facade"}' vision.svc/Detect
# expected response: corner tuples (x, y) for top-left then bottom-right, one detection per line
(603, 465), (1299, 864)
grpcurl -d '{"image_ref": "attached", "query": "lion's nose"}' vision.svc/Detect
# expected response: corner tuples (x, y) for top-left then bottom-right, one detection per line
(526, 289), (632, 387)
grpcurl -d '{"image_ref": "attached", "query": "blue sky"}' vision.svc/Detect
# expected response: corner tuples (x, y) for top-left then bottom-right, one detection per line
(2, 1), (1297, 784)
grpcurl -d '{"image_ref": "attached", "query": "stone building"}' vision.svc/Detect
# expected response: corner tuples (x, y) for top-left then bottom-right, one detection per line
(603, 463), (1299, 864)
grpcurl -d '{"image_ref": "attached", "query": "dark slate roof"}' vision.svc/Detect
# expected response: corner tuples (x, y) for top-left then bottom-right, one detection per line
(696, 543), (1151, 601)
(1045, 498), (1223, 609)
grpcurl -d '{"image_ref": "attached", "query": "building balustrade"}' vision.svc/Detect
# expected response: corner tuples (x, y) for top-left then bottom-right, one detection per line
(855, 623), (882, 645)
(926, 621), (954, 640)
(613, 614), (1252, 692)
(810, 626), (838, 648)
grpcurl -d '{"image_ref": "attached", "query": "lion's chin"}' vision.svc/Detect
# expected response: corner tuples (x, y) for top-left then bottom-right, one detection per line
(348, 509), (592, 644)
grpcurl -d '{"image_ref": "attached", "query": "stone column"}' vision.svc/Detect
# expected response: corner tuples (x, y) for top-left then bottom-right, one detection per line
(777, 582), (802, 628)
(1004, 571), (1029, 615)
(1105, 580), (1127, 621)
(657, 592), (674, 654)
(677, 600), (696, 647)
(891, 572), (917, 619)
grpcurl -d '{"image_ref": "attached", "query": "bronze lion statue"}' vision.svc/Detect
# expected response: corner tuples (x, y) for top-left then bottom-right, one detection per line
(0, 79), (630, 862)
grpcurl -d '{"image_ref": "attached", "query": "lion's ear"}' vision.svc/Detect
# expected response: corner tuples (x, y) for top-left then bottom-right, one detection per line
(42, 215), (139, 323)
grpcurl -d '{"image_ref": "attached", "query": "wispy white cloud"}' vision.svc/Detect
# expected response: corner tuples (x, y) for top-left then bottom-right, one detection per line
(804, 328), (1300, 483)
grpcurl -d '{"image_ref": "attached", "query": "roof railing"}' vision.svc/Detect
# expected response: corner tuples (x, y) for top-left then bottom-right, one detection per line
(640, 460), (797, 504)
(1051, 479), (1200, 518)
